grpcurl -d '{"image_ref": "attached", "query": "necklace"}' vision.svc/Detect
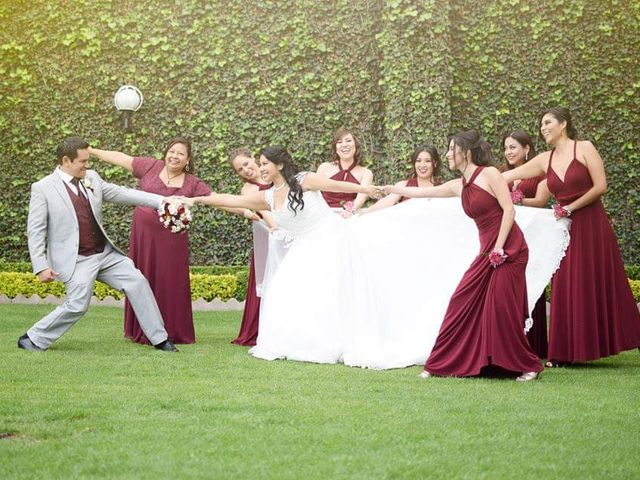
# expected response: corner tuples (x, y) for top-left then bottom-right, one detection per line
(165, 166), (184, 185)
(274, 182), (287, 191)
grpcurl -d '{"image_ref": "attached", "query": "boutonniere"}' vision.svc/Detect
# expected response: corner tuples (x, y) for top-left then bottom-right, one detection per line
(81, 178), (94, 192)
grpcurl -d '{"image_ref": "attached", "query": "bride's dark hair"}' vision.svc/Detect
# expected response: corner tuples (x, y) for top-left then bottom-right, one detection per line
(449, 129), (493, 166)
(260, 145), (305, 214)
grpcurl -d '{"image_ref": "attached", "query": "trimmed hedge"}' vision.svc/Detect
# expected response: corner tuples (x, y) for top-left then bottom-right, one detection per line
(0, 272), (244, 302)
(0, 0), (638, 265)
(630, 280), (640, 304)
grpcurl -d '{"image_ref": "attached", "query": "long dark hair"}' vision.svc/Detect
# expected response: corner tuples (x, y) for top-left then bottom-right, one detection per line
(539, 107), (578, 140)
(329, 127), (363, 165)
(409, 144), (441, 183)
(162, 136), (194, 173)
(450, 130), (493, 167)
(501, 129), (537, 171)
(260, 146), (305, 214)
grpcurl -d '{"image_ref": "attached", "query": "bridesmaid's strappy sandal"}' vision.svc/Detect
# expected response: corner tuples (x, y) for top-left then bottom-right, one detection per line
(419, 371), (432, 379)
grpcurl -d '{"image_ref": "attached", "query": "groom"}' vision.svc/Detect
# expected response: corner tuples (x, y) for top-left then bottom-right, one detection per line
(18, 136), (177, 352)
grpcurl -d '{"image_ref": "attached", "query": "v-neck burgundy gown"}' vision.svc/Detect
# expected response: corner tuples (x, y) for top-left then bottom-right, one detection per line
(546, 142), (640, 362)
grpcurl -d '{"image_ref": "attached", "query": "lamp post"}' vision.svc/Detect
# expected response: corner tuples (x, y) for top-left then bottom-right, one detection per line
(114, 85), (143, 132)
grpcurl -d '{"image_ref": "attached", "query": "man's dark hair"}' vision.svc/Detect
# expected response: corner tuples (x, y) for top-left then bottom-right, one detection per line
(56, 136), (89, 164)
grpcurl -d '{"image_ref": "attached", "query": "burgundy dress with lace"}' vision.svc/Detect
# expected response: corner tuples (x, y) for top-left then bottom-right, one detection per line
(514, 175), (549, 358)
(424, 167), (542, 377)
(546, 142), (640, 362)
(321, 162), (359, 207)
(232, 180), (273, 346)
(124, 157), (212, 344)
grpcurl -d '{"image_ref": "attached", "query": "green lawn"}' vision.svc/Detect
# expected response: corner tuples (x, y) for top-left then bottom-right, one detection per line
(1, 304), (639, 479)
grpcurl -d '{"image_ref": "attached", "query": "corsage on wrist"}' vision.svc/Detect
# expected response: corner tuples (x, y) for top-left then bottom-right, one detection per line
(553, 203), (571, 219)
(343, 200), (356, 214)
(510, 189), (524, 205)
(488, 248), (508, 268)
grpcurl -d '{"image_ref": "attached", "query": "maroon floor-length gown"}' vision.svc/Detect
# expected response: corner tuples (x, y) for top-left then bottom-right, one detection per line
(124, 157), (212, 344)
(232, 180), (273, 346)
(321, 162), (359, 207)
(424, 167), (542, 377)
(515, 175), (549, 358)
(546, 141), (640, 362)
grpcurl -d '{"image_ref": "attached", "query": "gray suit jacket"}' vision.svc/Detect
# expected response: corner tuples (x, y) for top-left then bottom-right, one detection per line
(27, 169), (163, 283)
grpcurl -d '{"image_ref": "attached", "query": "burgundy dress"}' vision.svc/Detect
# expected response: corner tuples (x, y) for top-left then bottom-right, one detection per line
(232, 180), (273, 346)
(514, 175), (549, 358)
(424, 167), (542, 377)
(546, 142), (640, 362)
(321, 162), (359, 207)
(399, 177), (441, 202)
(124, 157), (212, 344)
(399, 177), (419, 203)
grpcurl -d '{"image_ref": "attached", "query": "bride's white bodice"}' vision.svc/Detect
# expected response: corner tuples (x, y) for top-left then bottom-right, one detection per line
(264, 173), (338, 237)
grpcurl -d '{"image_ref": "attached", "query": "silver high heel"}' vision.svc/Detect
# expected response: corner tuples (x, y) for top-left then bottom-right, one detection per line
(419, 371), (432, 379)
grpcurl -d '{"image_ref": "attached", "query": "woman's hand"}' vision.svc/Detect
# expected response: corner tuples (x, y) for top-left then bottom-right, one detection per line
(243, 209), (260, 221)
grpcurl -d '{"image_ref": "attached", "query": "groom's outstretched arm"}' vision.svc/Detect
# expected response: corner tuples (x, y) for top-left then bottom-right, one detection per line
(91, 171), (163, 209)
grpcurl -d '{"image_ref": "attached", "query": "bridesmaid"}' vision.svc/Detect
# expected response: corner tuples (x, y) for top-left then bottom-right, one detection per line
(503, 107), (640, 367)
(388, 130), (542, 381)
(228, 148), (275, 346)
(365, 145), (441, 213)
(88, 138), (212, 344)
(316, 128), (373, 216)
(503, 130), (551, 358)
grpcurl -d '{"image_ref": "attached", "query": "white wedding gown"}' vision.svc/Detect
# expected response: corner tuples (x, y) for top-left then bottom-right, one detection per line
(249, 173), (570, 369)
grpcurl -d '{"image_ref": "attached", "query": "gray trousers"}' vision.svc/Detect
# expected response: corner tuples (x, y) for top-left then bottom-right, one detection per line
(28, 245), (168, 349)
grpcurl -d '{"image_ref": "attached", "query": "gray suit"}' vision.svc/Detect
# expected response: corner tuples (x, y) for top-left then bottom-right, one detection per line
(26, 168), (169, 348)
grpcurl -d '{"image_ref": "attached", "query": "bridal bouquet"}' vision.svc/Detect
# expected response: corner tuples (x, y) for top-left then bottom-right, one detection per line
(158, 199), (192, 233)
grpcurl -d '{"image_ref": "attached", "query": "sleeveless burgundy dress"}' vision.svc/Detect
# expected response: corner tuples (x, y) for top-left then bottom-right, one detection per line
(125, 157), (212, 344)
(399, 177), (441, 202)
(399, 177), (419, 203)
(546, 141), (640, 363)
(514, 175), (549, 358)
(321, 162), (360, 207)
(232, 180), (273, 346)
(424, 167), (542, 376)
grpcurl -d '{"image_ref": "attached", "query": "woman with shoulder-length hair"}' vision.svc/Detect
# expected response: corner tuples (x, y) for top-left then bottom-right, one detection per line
(388, 130), (543, 381)
(503, 107), (640, 367)
(89, 137), (212, 344)
(365, 144), (441, 213)
(316, 128), (374, 216)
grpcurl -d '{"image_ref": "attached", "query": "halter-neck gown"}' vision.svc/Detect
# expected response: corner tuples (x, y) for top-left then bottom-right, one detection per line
(424, 167), (543, 376)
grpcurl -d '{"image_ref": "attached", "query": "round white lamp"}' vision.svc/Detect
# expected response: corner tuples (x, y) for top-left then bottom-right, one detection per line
(114, 85), (143, 131)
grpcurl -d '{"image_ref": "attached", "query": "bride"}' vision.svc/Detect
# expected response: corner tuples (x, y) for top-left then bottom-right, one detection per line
(189, 145), (569, 369)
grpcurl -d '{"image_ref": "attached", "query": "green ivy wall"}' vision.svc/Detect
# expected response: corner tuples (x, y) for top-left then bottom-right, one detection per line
(0, 0), (638, 265)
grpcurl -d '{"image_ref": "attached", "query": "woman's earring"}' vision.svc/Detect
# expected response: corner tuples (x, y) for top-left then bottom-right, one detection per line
(525, 151), (529, 162)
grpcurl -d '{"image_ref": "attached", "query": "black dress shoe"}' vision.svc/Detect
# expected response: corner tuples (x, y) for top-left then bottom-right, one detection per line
(18, 334), (43, 352)
(154, 339), (178, 352)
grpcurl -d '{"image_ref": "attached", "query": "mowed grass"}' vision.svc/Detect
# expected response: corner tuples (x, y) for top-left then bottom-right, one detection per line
(1, 305), (639, 480)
